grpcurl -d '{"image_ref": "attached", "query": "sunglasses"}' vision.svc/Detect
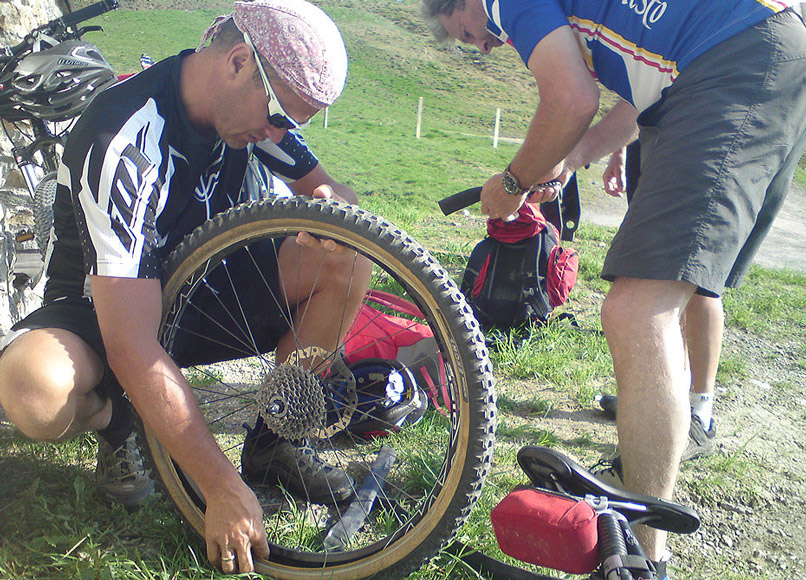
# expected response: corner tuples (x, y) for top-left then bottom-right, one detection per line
(243, 31), (307, 130)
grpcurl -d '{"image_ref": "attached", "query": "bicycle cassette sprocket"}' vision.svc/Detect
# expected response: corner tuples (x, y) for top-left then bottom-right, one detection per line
(255, 348), (328, 440)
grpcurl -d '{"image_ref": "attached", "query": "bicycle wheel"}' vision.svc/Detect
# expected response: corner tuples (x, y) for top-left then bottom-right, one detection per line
(146, 196), (496, 580)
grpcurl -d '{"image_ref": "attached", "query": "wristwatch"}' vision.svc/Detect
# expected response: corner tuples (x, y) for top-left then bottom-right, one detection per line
(502, 164), (528, 196)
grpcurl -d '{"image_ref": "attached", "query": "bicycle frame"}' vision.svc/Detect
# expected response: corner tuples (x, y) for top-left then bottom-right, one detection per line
(6, 120), (62, 197)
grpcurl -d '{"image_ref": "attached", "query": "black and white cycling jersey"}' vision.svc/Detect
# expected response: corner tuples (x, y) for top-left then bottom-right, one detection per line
(43, 49), (318, 304)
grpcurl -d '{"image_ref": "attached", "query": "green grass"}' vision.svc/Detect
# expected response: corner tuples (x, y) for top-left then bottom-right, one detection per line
(488, 322), (612, 405)
(3, 2), (806, 579)
(722, 267), (806, 341)
(795, 156), (806, 189)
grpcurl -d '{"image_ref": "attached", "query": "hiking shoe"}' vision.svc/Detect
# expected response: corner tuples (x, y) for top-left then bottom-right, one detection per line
(592, 455), (624, 489)
(95, 430), (155, 509)
(596, 396), (716, 462)
(241, 433), (354, 505)
(594, 413), (715, 492)
(596, 394), (618, 420)
(681, 414), (716, 461)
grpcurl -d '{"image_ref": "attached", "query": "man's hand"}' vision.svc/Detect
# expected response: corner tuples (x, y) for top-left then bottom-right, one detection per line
(295, 230), (344, 252)
(291, 184), (349, 252)
(554, 161), (576, 190)
(289, 164), (359, 205)
(603, 148), (627, 197)
(311, 183), (344, 202)
(481, 173), (526, 220)
(481, 172), (564, 221)
(525, 181), (563, 205)
(205, 478), (270, 573)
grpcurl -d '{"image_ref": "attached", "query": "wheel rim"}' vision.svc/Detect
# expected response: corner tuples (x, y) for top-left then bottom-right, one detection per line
(151, 199), (494, 579)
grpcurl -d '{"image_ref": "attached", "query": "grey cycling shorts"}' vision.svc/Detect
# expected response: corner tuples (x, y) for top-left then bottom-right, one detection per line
(602, 9), (806, 297)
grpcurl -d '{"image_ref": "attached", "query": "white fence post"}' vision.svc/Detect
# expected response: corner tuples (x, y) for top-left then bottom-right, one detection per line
(493, 108), (501, 148)
(416, 97), (423, 139)
(323, 107), (329, 129)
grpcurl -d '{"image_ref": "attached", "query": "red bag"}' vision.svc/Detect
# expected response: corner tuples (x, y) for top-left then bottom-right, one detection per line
(490, 487), (600, 574)
(461, 203), (579, 330)
(342, 290), (449, 414)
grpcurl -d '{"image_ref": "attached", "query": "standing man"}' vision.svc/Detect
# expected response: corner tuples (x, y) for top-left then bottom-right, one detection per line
(0, 0), (370, 574)
(420, 0), (806, 575)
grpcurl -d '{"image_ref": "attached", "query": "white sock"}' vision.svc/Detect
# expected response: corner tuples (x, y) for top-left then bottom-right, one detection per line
(690, 391), (714, 429)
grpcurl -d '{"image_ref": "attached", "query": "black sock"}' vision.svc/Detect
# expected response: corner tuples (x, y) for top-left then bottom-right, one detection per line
(96, 377), (133, 449)
(651, 558), (668, 579)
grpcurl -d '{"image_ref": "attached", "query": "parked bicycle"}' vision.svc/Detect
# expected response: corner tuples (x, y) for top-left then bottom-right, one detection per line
(0, 0), (119, 320)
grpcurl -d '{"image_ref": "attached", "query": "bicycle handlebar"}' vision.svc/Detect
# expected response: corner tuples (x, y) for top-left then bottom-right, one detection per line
(438, 186), (481, 216)
(59, 0), (119, 29)
(2, 0), (118, 63)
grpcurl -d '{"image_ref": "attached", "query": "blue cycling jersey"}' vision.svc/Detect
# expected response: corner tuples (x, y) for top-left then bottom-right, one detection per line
(483, 0), (793, 111)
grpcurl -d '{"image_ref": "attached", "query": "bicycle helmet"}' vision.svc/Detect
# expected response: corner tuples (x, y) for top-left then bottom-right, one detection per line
(9, 40), (117, 122)
(330, 359), (428, 439)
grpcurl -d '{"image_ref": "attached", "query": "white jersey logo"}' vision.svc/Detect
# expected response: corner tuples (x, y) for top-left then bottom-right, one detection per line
(620, 0), (668, 30)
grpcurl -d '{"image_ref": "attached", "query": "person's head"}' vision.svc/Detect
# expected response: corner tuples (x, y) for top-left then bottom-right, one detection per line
(198, 0), (347, 142)
(420, 0), (502, 54)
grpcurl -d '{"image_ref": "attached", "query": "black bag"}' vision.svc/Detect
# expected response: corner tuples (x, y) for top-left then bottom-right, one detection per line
(460, 203), (578, 331)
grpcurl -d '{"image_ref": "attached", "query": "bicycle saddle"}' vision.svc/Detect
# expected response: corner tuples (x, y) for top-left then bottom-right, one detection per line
(517, 446), (700, 534)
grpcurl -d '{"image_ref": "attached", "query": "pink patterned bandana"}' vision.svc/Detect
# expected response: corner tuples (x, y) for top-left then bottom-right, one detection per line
(197, 0), (348, 108)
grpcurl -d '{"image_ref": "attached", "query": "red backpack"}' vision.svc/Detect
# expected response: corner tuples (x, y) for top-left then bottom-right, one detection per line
(342, 290), (449, 415)
(460, 203), (578, 331)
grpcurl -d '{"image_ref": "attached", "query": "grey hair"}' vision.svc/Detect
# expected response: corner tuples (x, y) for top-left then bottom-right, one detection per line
(420, 0), (464, 43)
(207, 17), (244, 50)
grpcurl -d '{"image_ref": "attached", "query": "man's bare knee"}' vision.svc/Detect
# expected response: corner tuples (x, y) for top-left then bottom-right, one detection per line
(602, 278), (694, 338)
(601, 287), (635, 341)
(0, 329), (105, 442)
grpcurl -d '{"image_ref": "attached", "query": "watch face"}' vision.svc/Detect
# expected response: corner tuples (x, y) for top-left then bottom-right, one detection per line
(502, 172), (520, 195)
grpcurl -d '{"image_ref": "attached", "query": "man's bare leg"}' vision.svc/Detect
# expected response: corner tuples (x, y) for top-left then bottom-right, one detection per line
(601, 277), (694, 559)
(275, 236), (372, 365)
(0, 328), (109, 442)
(683, 294), (723, 427)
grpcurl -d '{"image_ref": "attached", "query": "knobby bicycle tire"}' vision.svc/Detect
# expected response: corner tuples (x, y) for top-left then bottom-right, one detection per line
(143, 197), (497, 579)
(33, 171), (57, 257)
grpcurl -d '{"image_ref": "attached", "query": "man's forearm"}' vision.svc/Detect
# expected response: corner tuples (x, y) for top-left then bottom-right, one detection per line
(92, 276), (243, 502)
(565, 100), (639, 172)
(507, 25), (601, 187)
(118, 348), (245, 500)
(510, 95), (598, 186)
